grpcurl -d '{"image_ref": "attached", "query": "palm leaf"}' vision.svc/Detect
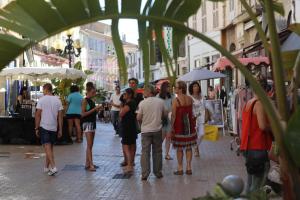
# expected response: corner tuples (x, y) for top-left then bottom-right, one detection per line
(111, 19), (127, 85)
(121, 0), (142, 15)
(138, 20), (150, 85)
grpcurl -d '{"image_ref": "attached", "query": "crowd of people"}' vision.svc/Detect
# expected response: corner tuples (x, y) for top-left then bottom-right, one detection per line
(33, 76), (278, 195)
(33, 78), (208, 179)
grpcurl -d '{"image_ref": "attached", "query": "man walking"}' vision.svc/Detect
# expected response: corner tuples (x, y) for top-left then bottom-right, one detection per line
(35, 83), (63, 176)
(137, 85), (165, 180)
(110, 85), (121, 135)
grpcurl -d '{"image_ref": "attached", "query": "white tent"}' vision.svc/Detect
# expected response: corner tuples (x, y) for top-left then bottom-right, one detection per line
(0, 67), (87, 81)
(178, 68), (226, 82)
(0, 67), (87, 103)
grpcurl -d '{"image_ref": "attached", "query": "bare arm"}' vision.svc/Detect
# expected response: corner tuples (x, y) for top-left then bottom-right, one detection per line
(35, 109), (42, 129)
(57, 110), (63, 138)
(119, 105), (130, 118)
(255, 101), (269, 131)
(35, 109), (42, 137)
(171, 99), (177, 130)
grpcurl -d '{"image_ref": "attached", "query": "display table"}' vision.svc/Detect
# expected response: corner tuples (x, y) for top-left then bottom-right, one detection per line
(0, 116), (70, 145)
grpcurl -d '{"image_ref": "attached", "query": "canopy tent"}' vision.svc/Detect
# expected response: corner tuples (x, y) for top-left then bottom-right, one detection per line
(0, 67), (86, 81)
(178, 68), (226, 82)
(212, 57), (270, 71)
(0, 67), (87, 103)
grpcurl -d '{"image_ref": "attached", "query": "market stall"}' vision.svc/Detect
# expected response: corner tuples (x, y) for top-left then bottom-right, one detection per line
(0, 67), (86, 145)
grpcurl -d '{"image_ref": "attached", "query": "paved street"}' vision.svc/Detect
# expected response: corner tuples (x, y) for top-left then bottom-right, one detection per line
(0, 122), (245, 200)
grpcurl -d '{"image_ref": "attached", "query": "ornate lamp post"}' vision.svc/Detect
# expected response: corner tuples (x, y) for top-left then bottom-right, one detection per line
(54, 29), (81, 68)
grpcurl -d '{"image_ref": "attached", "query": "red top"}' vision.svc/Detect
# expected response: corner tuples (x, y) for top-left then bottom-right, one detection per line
(240, 100), (272, 151)
(174, 105), (195, 134)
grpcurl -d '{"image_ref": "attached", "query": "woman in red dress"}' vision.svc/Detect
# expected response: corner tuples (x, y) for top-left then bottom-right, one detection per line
(171, 81), (197, 175)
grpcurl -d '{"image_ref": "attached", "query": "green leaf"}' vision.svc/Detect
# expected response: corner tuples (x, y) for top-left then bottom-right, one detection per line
(105, 0), (118, 15)
(154, 25), (173, 78)
(259, 0), (285, 16)
(149, 0), (169, 16)
(86, 0), (103, 17)
(51, 0), (90, 24)
(285, 107), (300, 167)
(138, 21), (150, 85)
(282, 50), (300, 69)
(121, 0), (141, 15)
(289, 23), (300, 36)
(111, 19), (127, 86)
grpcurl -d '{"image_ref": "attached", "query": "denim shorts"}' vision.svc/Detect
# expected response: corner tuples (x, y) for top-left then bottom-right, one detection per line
(40, 127), (57, 145)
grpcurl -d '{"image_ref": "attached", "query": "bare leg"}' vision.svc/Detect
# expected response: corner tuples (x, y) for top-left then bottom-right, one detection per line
(123, 145), (133, 172)
(186, 148), (193, 171)
(67, 119), (74, 138)
(45, 153), (50, 168)
(121, 146), (127, 166)
(176, 148), (183, 171)
(165, 132), (172, 158)
(44, 144), (55, 168)
(74, 119), (82, 142)
(130, 144), (136, 165)
(85, 132), (95, 170)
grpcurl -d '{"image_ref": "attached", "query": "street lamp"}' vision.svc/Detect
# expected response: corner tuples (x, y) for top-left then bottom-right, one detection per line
(54, 29), (81, 68)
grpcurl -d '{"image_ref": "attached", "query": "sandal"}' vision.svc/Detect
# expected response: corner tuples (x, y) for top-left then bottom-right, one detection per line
(165, 155), (173, 160)
(186, 170), (192, 175)
(173, 170), (183, 175)
(93, 165), (99, 169)
(120, 161), (127, 167)
(86, 166), (96, 172)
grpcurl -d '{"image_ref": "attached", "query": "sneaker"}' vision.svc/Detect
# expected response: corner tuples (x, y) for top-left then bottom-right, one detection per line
(48, 167), (58, 176)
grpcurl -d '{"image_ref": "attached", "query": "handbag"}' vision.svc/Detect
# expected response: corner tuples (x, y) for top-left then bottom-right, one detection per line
(244, 100), (268, 175)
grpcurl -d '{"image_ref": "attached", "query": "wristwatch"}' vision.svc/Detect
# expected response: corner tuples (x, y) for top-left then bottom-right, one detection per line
(35, 127), (39, 130)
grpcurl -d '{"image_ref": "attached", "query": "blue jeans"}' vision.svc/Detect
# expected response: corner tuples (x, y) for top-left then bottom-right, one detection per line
(244, 150), (270, 193)
(110, 111), (120, 134)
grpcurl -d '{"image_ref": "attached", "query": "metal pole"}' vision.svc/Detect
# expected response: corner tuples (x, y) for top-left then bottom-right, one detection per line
(68, 52), (72, 68)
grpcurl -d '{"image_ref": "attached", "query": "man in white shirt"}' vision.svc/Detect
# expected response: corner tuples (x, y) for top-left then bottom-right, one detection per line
(137, 85), (165, 180)
(35, 83), (63, 176)
(110, 85), (121, 135)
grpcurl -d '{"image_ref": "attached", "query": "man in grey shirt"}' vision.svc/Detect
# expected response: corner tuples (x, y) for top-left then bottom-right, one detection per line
(137, 85), (165, 181)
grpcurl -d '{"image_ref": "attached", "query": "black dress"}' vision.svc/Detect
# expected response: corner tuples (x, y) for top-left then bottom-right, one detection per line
(120, 100), (138, 145)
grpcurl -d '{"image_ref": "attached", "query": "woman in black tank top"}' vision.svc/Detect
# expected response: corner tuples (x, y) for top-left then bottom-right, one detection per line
(81, 82), (101, 172)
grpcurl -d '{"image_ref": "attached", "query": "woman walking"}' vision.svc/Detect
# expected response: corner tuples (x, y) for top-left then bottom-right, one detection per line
(119, 88), (138, 173)
(189, 82), (205, 157)
(171, 81), (197, 175)
(81, 82), (101, 171)
(157, 81), (173, 160)
(66, 85), (83, 143)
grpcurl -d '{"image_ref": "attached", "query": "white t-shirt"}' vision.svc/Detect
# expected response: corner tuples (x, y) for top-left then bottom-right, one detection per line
(137, 97), (165, 133)
(36, 95), (63, 132)
(110, 93), (121, 111)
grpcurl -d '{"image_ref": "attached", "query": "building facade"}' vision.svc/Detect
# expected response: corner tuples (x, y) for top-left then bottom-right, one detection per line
(187, 0), (224, 95)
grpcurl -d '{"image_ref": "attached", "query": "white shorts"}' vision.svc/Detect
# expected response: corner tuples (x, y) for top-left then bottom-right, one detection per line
(82, 122), (96, 133)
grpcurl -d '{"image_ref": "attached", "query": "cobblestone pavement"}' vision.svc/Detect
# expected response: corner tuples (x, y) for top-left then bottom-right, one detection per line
(0, 122), (246, 200)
